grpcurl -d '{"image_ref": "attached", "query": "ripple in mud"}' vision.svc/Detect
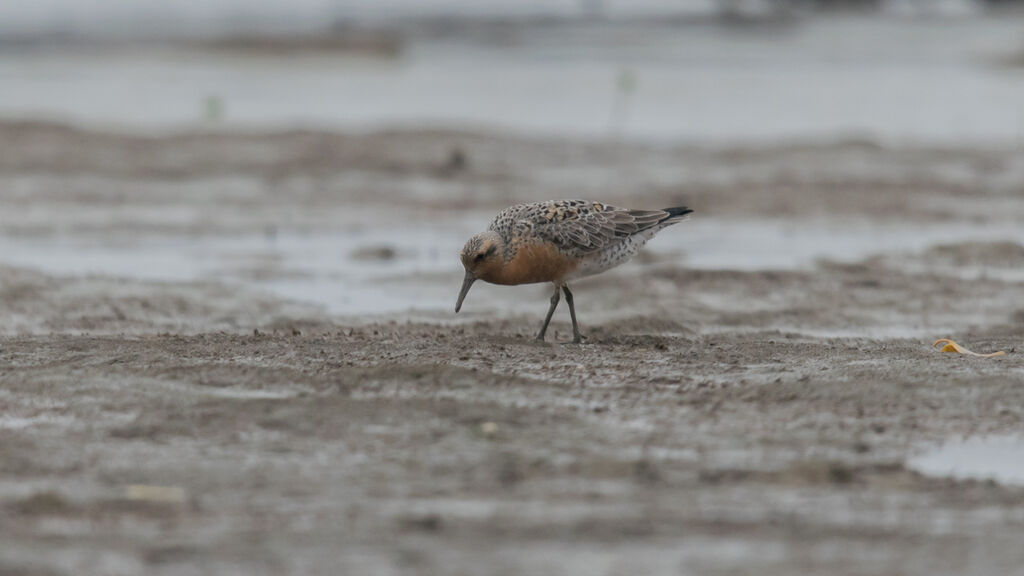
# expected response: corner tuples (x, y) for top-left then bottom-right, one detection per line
(924, 241), (1024, 267)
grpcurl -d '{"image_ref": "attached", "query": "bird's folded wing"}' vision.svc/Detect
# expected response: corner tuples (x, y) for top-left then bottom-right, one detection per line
(528, 205), (668, 256)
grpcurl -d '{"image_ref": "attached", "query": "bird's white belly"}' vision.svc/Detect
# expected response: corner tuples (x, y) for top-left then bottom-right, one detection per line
(567, 232), (655, 280)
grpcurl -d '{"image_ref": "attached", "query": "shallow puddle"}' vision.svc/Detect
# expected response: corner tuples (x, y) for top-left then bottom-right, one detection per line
(2, 17), (1024, 143)
(4, 217), (1024, 318)
(907, 435), (1024, 486)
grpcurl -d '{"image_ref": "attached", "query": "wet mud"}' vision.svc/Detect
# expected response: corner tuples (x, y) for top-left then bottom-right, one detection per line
(1, 123), (1023, 575)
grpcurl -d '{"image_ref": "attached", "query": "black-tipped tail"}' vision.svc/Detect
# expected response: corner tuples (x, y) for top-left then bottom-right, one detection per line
(660, 206), (693, 224)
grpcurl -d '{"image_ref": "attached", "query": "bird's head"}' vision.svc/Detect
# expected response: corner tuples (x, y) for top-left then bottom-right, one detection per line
(455, 231), (504, 312)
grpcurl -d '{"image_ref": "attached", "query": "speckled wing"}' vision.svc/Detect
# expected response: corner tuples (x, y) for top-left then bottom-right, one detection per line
(492, 200), (670, 257)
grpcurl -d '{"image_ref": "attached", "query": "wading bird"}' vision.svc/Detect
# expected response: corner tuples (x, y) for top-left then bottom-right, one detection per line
(456, 200), (692, 343)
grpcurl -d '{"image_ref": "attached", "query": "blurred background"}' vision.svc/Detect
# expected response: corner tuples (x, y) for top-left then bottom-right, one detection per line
(2, 0), (1024, 141)
(2, 0), (1024, 324)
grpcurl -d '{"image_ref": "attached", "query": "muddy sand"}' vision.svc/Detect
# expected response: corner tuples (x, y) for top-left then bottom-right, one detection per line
(1, 122), (1024, 575)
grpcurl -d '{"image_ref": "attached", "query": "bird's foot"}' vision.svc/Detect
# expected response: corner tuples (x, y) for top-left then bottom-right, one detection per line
(571, 333), (585, 345)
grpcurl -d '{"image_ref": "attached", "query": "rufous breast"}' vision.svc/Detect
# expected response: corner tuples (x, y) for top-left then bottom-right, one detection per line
(479, 242), (578, 286)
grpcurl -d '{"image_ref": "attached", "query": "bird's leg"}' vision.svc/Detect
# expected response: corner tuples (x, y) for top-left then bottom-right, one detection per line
(536, 286), (561, 341)
(562, 285), (583, 344)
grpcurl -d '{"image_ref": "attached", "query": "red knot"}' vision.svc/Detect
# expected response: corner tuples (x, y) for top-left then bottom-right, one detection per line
(456, 200), (693, 343)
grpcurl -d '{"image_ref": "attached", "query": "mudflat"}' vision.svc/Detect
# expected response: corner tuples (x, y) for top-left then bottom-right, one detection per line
(1, 122), (1023, 575)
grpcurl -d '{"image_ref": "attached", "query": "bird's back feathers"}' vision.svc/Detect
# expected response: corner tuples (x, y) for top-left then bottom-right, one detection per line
(489, 200), (691, 258)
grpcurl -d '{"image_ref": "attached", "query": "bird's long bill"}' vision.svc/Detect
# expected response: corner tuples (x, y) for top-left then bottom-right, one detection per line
(455, 271), (476, 313)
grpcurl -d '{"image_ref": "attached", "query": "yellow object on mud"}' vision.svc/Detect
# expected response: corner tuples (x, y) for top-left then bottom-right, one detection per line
(932, 339), (1006, 358)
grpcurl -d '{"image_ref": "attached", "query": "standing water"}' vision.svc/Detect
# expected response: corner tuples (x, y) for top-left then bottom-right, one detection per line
(908, 436), (1024, 486)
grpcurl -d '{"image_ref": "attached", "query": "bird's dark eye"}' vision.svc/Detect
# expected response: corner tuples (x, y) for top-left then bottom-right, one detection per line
(474, 253), (486, 262)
